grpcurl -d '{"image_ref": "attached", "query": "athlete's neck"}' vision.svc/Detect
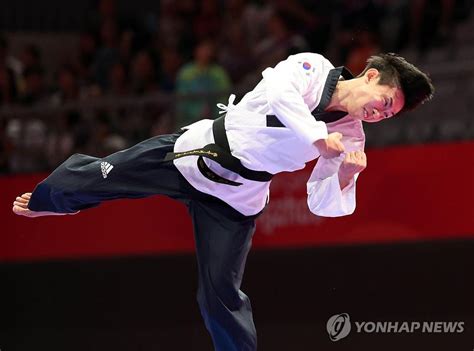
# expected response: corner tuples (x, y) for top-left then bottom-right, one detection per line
(326, 79), (359, 112)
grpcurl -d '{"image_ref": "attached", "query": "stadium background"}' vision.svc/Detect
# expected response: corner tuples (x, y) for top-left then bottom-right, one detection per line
(1, 1), (473, 350)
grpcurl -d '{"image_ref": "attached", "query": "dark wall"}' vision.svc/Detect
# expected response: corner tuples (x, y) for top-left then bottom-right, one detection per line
(0, 0), (162, 31)
(1, 239), (473, 351)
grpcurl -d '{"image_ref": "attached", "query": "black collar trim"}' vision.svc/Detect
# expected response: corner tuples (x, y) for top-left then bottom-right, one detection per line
(311, 66), (354, 124)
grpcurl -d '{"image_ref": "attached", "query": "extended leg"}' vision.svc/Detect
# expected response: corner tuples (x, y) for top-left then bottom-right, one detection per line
(188, 199), (258, 351)
(15, 132), (187, 215)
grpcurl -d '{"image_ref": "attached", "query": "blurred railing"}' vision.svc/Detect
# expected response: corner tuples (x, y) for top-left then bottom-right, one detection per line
(0, 91), (237, 174)
(1, 60), (473, 175)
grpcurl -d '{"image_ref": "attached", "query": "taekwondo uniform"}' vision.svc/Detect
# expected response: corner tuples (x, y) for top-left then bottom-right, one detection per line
(28, 53), (366, 351)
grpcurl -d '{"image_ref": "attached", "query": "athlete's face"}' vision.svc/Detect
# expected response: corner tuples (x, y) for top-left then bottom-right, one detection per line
(347, 69), (405, 123)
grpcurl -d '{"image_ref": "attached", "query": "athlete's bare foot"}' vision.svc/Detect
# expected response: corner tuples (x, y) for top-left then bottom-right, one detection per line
(12, 192), (78, 218)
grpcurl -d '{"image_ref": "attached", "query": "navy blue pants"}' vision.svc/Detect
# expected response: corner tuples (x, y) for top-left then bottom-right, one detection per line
(28, 132), (260, 351)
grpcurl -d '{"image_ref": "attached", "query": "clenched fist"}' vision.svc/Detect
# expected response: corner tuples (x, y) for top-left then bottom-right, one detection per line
(314, 132), (345, 159)
(339, 150), (367, 178)
(338, 151), (367, 190)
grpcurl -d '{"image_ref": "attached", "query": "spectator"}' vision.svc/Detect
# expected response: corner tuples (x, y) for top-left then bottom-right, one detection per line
(16, 44), (44, 99)
(155, 46), (182, 92)
(107, 61), (130, 96)
(176, 0), (199, 59)
(254, 11), (309, 70)
(217, 21), (256, 83)
(130, 50), (159, 94)
(157, 0), (187, 51)
(0, 62), (18, 105)
(0, 34), (20, 104)
(75, 31), (98, 87)
(376, 1), (409, 52)
(7, 117), (48, 172)
(47, 65), (85, 168)
(408, 0), (456, 52)
(176, 39), (231, 128)
(92, 18), (120, 90)
(119, 30), (134, 64)
(335, 0), (382, 63)
(221, 0), (272, 49)
(46, 112), (77, 168)
(345, 29), (380, 75)
(193, 0), (221, 41)
(85, 0), (119, 37)
(19, 66), (48, 106)
(19, 44), (43, 74)
(0, 119), (10, 173)
(272, 0), (334, 53)
(51, 65), (81, 105)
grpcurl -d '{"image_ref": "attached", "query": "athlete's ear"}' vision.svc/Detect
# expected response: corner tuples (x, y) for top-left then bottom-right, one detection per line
(364, 68), (380, 83)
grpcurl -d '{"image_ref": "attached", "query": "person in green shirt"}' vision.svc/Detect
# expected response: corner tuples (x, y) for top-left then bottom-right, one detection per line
(176, 40), (231, 128)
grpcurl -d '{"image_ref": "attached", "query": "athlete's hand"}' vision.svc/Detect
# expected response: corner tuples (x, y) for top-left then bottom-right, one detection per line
(314, 132), (345, 159)
(339, 151), (367, 178)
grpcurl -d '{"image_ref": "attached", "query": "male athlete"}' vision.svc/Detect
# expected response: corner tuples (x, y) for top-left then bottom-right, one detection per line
(13, 53), (434, 350)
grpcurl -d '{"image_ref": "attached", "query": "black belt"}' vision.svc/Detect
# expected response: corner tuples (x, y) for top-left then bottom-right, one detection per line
(164, 116), (274, 185)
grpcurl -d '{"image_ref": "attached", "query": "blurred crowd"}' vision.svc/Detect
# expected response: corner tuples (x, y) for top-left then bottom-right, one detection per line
(0, 0), (472, 173)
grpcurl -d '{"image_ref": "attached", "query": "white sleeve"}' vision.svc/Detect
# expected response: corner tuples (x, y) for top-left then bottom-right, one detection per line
(306, 125), (365, 217)
(262, 54), (329, 146)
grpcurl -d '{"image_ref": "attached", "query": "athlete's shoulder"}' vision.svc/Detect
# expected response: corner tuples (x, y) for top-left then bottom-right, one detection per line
(287, 52), (335, 68)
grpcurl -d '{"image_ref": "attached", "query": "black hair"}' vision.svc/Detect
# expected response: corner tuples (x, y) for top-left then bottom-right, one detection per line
(358, 53), (434, 113)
